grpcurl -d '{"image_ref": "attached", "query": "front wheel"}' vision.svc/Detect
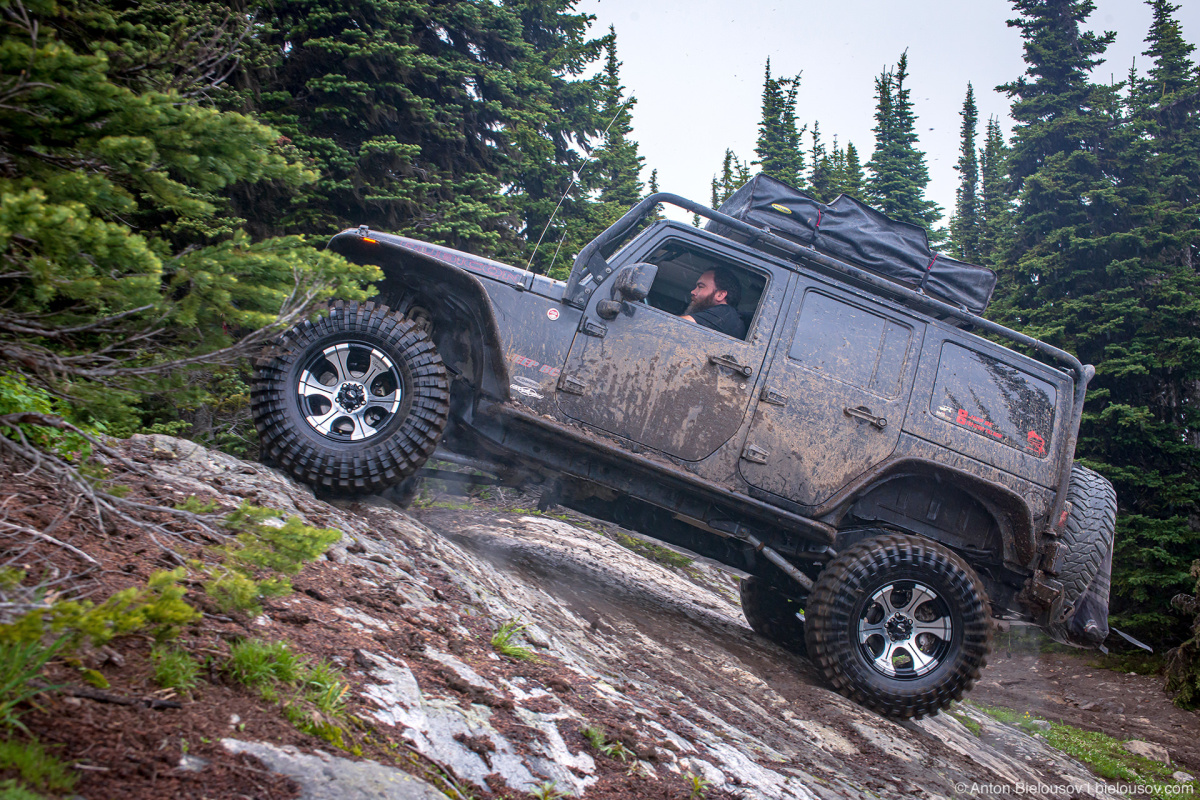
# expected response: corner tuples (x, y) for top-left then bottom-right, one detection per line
(251, 300), (450, 494)
(805, 534), (991, 719)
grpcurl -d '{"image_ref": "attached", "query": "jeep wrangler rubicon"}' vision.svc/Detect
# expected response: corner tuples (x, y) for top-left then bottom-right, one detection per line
(251, 175), (1116, 719)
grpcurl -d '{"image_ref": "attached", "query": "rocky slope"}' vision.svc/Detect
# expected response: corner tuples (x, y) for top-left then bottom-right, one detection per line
(13, 434), (1199, 799)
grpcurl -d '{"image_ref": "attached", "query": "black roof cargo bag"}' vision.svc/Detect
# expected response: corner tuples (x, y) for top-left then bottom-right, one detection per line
(706, 174), (997, 315)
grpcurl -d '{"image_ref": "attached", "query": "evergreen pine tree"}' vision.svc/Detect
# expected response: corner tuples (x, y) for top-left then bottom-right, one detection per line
(808, 123), (834, 201)
(753, 60), (805, 187)
(0, 0), (375, 435)
(1102, 0), (1200, 638)
(711, 149), (751, 208)
(593, 27), (644, 208)
(865, 51), (942, 229)
(227, 0), (604, 263)
(647, 169), (664, 221)
(841, 142), (866, 199)
(977, 116), (1013, 266)
(996, 0), (1200, 642)
(509, 3), (610, 276)
(950, 83), (982, 262)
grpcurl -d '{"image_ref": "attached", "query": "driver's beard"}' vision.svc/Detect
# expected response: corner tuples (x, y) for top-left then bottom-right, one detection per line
(685, 296), (712, 316)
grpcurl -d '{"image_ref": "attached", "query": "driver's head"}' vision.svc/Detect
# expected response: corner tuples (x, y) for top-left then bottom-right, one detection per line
(689, 268), (741, 312)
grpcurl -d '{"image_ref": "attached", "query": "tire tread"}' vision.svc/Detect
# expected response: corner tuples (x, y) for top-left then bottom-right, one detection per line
(250, 300), (450, 495)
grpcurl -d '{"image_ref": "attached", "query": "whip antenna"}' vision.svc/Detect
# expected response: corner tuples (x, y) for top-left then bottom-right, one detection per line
(527, 98), (634, 271)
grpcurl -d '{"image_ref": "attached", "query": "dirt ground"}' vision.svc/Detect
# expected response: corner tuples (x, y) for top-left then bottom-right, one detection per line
(973, 642), (1200, 772)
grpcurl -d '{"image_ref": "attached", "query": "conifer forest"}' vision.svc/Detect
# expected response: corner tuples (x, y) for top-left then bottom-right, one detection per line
(2, 0), (1199, 661)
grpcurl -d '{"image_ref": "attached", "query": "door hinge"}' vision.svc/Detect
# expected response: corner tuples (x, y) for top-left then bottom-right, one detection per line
(760, 386), (788, 406)
(558, 375), (586, 395)
(741, 444), (770, 464)
(581, 318), (607, 338)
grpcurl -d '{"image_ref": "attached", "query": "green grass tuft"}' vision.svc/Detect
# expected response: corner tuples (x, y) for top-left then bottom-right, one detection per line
(304, 659), (349, 715)
(151, 646), (201, 694)
(0, 739), (77, 793)
(226, 639), (307, 700)
(528, 780), (570, 799)
(0, 777), (47, 799)
(491, 619), (536, 661)
(224, 639), (360, 754)
(0, 640), (62, 734)
(684, 771), (712, 799)
(579, 724), (634, 762)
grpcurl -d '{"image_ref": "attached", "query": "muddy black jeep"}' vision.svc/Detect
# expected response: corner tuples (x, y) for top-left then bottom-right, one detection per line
(251, 175), (1116, 719)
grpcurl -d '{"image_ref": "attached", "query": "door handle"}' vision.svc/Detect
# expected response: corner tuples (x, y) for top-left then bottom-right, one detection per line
(844, 405), (887, 429)
(708, 354), (753, 378)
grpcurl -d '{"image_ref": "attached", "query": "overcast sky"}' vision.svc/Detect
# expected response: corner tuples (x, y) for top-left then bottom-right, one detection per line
(574, 0), (1200, 228)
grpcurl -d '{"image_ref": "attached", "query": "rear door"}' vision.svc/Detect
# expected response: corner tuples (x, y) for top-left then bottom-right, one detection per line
(739, 282), (925, 506)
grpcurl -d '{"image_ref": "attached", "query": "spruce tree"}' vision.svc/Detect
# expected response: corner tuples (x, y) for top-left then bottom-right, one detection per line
(996, 0), (1200, 642)
(950, 84), (981, 262)
(977, 116), (1014, 267)
(506, 1), (609, 276)
(865, 52), (942, 229)
(753, 60), (805, 188)
(593, 27), (644, 208)
(0, 0), (375, 436)
(1103, 0), (1200, 638)
(227, 0), (604, 263)
(647, 169), (664, 221)
(808, 123), (834, 201)
(841, 142), (866, 199)
(711, 149), (751, 208)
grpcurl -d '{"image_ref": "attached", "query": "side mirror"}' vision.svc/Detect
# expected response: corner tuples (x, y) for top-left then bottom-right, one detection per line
(613, 262), (657, 302)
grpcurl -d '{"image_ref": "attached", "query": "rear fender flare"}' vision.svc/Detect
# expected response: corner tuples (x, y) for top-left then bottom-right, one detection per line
(834, 462), (1037, 566)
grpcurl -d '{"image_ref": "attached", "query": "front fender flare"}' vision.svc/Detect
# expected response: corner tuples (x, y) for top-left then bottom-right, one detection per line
(328, 232), (510, 400)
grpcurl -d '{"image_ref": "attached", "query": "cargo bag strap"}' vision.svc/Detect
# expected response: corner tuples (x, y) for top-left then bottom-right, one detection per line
(919, 252), (939, 292)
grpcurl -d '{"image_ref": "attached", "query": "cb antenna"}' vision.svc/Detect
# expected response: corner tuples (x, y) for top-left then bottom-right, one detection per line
(527, 97), (634, 271)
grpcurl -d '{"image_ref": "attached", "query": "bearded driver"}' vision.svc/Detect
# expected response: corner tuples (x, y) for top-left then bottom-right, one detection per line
(680, 267), (746, 339)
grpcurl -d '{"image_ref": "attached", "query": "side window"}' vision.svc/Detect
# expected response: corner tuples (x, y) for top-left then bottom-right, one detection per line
(788, 291), (912, 398)
(930, 342), (1057, 458)
(640, 240), (767, 341)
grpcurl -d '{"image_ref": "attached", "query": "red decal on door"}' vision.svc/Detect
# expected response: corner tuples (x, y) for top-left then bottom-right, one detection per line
(1027, 430), (1046, 455)
(956, 409), (1002, 440)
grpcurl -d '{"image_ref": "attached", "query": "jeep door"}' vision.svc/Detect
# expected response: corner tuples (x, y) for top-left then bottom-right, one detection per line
(739, 281), (924, 507)
(556, 237), (787, 462)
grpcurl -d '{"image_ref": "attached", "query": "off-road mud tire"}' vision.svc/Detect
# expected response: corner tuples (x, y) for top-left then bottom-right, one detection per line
(251, 300), (450, 494)
(805, 534), (991, 719)
(739, 578), (808, 655)
(1044, 465), (1117, 644)
(1053, 465), (1117, 619)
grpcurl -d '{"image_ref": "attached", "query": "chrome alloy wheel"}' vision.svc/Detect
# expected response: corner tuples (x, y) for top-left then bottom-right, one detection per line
(296, 342), (404, 441)
(856, 581), (953, 678)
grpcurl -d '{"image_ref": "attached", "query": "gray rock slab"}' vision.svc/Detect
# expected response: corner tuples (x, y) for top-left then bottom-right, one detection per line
(134, 438), (1165, 800)
(222, 739), (445, 800)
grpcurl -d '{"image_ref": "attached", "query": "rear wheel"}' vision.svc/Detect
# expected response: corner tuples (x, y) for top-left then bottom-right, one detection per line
(740, 577), (807, 654)
(251, 300), (450, 494)
(805, 534), (991, 719)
